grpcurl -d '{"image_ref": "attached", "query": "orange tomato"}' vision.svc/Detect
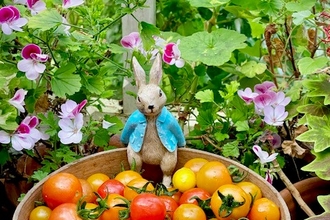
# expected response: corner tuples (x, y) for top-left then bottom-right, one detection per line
(123, 177), (154, 201)
(183, 158), (209, 175)
(99, 194), (128, 220)
(247, 197), (280, 220)
(114, 170), (143, 186)
(29, 206), (52, 220)
(79, 178), (97, 203)
(86, 173), (110, 192)
(236, 181), (262, 205)
(173, 204), (207, 220)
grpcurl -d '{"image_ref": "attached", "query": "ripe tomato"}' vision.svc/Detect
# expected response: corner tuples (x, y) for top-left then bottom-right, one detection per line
(124, 177), (154, 201)
(42, 172), (83, 209)
(179, 187), (211, 205)
(183, 157), (209, 175)
(236, 181), (262, 204)
(167, 187), (182, 204)
(29, 206), (52, 220)
(97, 179), (125, 198)
(210, 184), (250, 220)
(247, 197), (280, 220)
(196, 161), (232, 194)
(172, 167), (196, 192)
(79, 178), (97, 203)
(49, 203), (82, 220)
(86, 173), (110, 192)
(114, 170), (142, 186)
(159, 195), (179, 219)
(99, 194), (128, 220)
(130, 193), (166, 220)
(173, 204), (207, 220)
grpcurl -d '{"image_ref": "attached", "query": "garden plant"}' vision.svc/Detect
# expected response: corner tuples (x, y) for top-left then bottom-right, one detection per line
(1, 0), (330, 219)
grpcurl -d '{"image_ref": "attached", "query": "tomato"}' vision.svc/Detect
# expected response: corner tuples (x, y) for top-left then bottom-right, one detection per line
(29, 206), (52, 220)
(179, 187), (211, 205)
(183, 157), (209, 175)
(100, 194), (128, 220)
(114, 170), (143, 186)
(196, 161), (232, 194)
(247, 197), (280, 220)
(173, 204), (207, 220)
(210, 184), (250, 220)
(79, 178), (97, 203)
(236, 181), (262, 204)
(97, 179), (125, 198)
(86, 173), (110, 192)
(167, 187), (182, 204)
(172, 167), (196, 192)
(49, 203), (82, 220)
(130, 193), (166, 220)
(42, 172), (83, 209)
(124, 177), (155, 201)
(159, 195), (179, 219)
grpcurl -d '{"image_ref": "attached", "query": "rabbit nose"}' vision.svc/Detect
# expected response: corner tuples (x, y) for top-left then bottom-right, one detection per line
(148, 105), (154, 110)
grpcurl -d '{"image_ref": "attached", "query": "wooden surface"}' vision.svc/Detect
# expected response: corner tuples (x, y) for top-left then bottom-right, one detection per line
(13, 148), (290, 220)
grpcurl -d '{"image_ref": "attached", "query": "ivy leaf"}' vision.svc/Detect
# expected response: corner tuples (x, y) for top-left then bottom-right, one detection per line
(140, 21), (160, 51)
(297, 57), (328, 75)
(302, 77), (330, 105)
(239, 61), (267, 78)
(235, 120), (249, 131)
(286, 0), (316, 12)
(297, 103), (330, 117)
(180, 29), (247, 66)
(306, 212), (330, 220)
(301, 148), (330, 180)
(51, 63), (81, 97)
(296, 115), (330, 153)
(318, 195), (330, 212)
(94, 129), (109, 147)
(195, 89), (214, 103)
(28, 9), (63, 31)
(222, 141), (240, 158)
(187, 0), (230, 8)
(285, 80), (302, 102)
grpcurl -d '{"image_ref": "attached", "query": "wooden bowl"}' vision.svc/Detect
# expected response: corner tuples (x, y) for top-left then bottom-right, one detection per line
(13, 148), (290, 219)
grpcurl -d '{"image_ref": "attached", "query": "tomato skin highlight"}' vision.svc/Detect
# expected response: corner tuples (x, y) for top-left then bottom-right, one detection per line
(97, 179), (125, 198)
(130, 193), (167, 220)
(247, 197), (280, 220)
(29, 206), (52, 220)
(42, 173), (83, 209)
(48, 203), (82, 220)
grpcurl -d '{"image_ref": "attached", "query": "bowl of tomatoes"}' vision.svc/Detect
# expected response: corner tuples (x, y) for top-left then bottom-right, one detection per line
(13, 147), (290, 220)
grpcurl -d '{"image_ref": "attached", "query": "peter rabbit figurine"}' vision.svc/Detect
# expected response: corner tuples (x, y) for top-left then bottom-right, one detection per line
(120, 53), (186, 187)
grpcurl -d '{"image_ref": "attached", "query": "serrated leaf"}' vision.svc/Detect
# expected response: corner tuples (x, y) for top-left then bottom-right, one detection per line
(302, 78), (330, 105)
(292, 10), (312, 25)
(94, 129), (110, 147)
(297, 57), (328, 75)
(28, 9), (63, 31)
(286, 80), (302, 102)
(214, 132), (229, 142)
(140, 22), (160, 51)
(296, 115), (330, 153)
(235, 120), (249, 131)
(31, 170), (49, 182)
(240, 61), (267, 78)
(51, 63), (81, 97)
(195, 89), (214, 103)
(301, 148), (330, 180)
(188, 0), (230, 8)
(180, 29), (247, 66)
(318, 195), (330, 212)
(222, 141), (240, 158)
(285, 0), (316, 12)
(81, 75), (104, 95)
(306, 212), (330, 220)
(258, 0), (284, 17)
(196, 109), (215, 130)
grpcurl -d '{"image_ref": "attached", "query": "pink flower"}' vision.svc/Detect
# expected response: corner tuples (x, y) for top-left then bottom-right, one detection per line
(58, 113), (83, 144)
(265, 170), (274, 184)
(252, 145), (278, 164)
(322, 25), (330, 43)
(13, 0), (27, 4)
(17, 44), (48, 80)
(162, 41), (185, 68)
(237, 88), (258, 104)
(254, 81), (275, 94)
(253, 92), (276, 111)
(59, 99), (87, 119)
(63, 0), (84, 8)
(0, 5), (28, 35)
(269, 133), (281, 149)
(263, 105), (288, 126)
(120, 32), (142, 50)
(0, 130), (10, 144)
(8, 88), (27, 113)
(270, 91), (291, 107)
(27, 0), (46, 15)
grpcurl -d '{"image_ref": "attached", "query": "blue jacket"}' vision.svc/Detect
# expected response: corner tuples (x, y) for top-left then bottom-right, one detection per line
(120, 107), (186, 152)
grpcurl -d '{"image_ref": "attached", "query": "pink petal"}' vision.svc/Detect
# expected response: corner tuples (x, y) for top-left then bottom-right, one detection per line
(22, 116), (39, 128)
(254, 93), (273, 109)
(254, 81), (275, 94)
(0, 131), (10, 144)
(62, 0), (84, 8)
(27, 0), (38, 8)
(12, 134), (35, 150)
(72, 99), (87, 116)
(10, 89), (27, 103)
(8, 6), (20, 19)
(58, 118), (74, 131)
(25, 68), (40, 80)
(120, 32), (141, 49)
(34, 62), (46, 73)
(0, 7), (15, 23)
(21, 44), (42, 59)
(16, 123), (30, 134)
(162, 53), (173, 64)
(1, 23), (13, 35)
(17, 59), (34, 72)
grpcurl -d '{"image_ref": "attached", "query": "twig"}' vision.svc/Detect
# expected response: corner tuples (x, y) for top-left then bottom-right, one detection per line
(273, 159), (315, 217)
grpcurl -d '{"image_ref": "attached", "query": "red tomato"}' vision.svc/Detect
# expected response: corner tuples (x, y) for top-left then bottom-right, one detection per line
(42, 173), (82, 209)
(48, 203), (82, 220)
(130, 193), (166, 220)
(97, 179), (125, 198)
(159, 195), (179, 219)
(179, 187), (211, 205)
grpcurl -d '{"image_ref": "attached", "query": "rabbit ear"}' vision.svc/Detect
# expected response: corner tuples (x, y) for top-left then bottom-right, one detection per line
(149, 53), (163, 85)
(132, 56), (146, 88)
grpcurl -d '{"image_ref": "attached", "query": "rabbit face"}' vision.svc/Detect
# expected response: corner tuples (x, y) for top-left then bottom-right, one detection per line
(136, 84), (166, 116)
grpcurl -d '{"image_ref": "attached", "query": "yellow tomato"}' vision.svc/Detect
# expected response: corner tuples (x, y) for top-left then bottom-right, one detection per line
(29, 206), (52, 220)
(172, 167), (196, 192)
(86, 173), (110, 192)
(183, 157), (209, 175)
(114, 170), (143, 186)
(236, 181), (262, 205)
(247, 198), (280, 220)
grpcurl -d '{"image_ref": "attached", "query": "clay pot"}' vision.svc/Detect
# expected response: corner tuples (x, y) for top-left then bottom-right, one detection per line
(280, 177), (330, 220)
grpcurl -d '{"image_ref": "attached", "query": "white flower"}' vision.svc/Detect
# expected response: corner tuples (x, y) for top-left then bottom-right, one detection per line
(102, 120), (115, 129)
(252, 145), (278, 164)
(8, 89), (27, 113)
(58, 113), (84, 144)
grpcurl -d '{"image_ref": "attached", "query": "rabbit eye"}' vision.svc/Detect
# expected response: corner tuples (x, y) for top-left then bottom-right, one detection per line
(159, 90), (163, 97)
(137, 96), (141, 102)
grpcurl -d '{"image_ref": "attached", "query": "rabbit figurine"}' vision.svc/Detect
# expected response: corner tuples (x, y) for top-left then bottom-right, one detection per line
(120, 54), (186, 187)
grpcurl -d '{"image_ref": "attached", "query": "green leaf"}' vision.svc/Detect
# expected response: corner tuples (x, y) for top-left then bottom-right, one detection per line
(222, 141), (240, 158)
(140, 22), (160, 51)
(195, 89), (214, 103)
(286, 80), (302, 102)
(104, 115), (124, 134)
(302, 77), (330, 105)
(188, 0), (230, 7)
(318, 195), (330, 212)
(31, 170), (49, 182)
(235, 120), (249, 131)
(297, 57), (328, 75)
(296, 115), (330, 153)
(81, 75), (104, 95)
(239, 61), (267, 78)
(285, 0), (316, 12)
(28, 9), (63, 31)
(301, 148), (330, 180)
(306, 212), (330, 220)
(196, 109), (215, 131)
(38, 112), (59, 136)
(51, 63), (81, 97)
(94, 129), (110, 147)
(180, 29), (247, 66)
(292, 10), (312, 25)
(258, 0), (284, 17)
(214, 132), (229, 142)
(0, 148), (10, 166)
